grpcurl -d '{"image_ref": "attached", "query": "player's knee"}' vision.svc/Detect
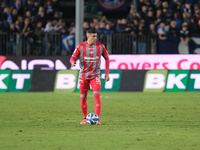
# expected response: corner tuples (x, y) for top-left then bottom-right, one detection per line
(93, 91), (100, 95)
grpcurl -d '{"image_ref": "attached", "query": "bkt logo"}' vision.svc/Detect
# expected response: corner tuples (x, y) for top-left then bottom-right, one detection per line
(54, 70), (121, 92)
(0, 55), (68, 70)
(144, 70), (200, 92)
(0, 70), (32, 92)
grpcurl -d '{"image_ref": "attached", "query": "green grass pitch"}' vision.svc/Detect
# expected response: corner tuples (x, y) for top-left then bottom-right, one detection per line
(0, 92), (200, 150)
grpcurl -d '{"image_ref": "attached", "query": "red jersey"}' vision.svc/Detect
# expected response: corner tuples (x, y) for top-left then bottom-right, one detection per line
(70, 41), (109, 80)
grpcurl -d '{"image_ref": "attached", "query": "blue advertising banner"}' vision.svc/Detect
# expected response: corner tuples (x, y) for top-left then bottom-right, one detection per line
(158, 35), (200, 54)
(97, 0), (127, 11)
(62, 35), (75, 54)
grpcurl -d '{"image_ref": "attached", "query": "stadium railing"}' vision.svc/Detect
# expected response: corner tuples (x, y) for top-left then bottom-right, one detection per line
(0, 32), (157, 56)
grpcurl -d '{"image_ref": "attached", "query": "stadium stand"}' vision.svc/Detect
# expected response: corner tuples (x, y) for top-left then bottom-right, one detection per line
(0, 0), (200, 55)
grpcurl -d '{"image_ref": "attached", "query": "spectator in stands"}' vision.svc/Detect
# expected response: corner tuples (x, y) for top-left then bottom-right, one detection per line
(25, 10), (32, 20)
(193, 7), (200, 26)
(11, 8), (18, 23)
(33, 1), (39, 15)
(188, 17), (198, 35)
(130, 19), (139, 37)
(44, 0), (54, 19)
(95, 24), (101, 33)
(0, 1), (6, 13)
(89, 21), (95, 30)
(7, 23), (18, 55)
(155, 8), (163, 26)
(139, 5), (148, 20)
(44, 21), (54, 32)
(153, 0), (162, 9)
(35, 6), (46, 22)
(68, 22), (75, 35)
(83, 21), (90, 34)
(99, 15), (115, 29)
(52, 11), (60, 20)
(138, 19), (147, 36)
(148, 23), (157, 37)
(44, 21), (59, 55)
(165, 9), (173, 24)
(15, 16), (24, 32)
(116, 18), (131, 33)
(182, 12), (191, 25)
(145, 8), (156, 27)
(168, 20), (179, 37)
(93, 18), (100, 27)
(22, 17), (34, 55)
(182, 2), (193, 15)
(101, 24), (114, 34)
(5, 7), (12, 25)
(173, 11), (182, 29)
(161, 1), (171, 20)
(157, 21), (167, 40)
(14, 0), (24, 17)
(52, 0), (59, 12)
(25, 0), (35, 15)
(53, 19), (62, 32)
(34, 21), (43, 54)
(137, 0), (146, 13)
(170, 0), (182, 13)
(126, 4), (140, 25)
(138, 20), (147, 54)
(180, 22), (190, 46)
(60, 20), (67, 34)
(99, 21), (106, 33)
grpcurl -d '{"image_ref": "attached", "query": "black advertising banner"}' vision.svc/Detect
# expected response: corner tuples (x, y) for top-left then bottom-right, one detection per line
(30, 70), (57, 92)
(0, 56), (71, 70)
(119, 70), (147, 91)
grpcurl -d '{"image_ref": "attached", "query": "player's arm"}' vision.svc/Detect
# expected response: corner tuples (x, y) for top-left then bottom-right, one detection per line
(104, 56), (110, 82)
(70, 47), (80, 67)
(102, 45), (110, 82)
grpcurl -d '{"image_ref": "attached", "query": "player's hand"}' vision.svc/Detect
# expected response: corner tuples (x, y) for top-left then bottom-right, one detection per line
(105, 74), (110, 82)
(71, 61), (76, 67)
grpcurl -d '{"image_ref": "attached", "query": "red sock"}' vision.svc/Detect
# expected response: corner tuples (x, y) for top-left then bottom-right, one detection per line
(80, 95), (87, 119)
(94, 92), (101, 118)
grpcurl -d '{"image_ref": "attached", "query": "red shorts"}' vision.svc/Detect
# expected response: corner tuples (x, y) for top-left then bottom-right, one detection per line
(79, 77), (101, 92)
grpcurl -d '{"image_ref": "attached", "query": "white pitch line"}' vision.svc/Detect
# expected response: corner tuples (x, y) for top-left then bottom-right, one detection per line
(0, 119), (199, 123)
(55, 92), (110, 99)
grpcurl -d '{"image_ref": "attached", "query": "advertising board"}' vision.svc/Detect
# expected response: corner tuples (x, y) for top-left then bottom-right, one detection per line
(1, 55), (200, 70)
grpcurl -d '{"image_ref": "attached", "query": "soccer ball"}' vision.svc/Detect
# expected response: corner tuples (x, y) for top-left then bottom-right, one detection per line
(86, 113), (99, 125)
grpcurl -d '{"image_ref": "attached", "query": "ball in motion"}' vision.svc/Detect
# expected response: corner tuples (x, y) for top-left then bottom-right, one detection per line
(86, 113), (99, 125)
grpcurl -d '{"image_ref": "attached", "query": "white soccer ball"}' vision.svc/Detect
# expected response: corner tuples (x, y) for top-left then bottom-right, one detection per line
(86, 113), (99, 125)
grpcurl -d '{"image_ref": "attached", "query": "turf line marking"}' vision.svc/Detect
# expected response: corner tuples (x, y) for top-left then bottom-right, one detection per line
(55, 92), (110, 99)
(0, 119), (199, 123)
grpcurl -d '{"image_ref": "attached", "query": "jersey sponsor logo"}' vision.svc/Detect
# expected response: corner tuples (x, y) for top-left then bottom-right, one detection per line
(84, 56), (99, 62)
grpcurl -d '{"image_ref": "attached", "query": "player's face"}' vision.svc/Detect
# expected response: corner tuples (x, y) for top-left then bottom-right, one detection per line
(87, 33), (97, 45)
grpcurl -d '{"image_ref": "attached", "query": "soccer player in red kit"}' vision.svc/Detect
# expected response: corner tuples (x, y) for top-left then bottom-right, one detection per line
(70, 29), (110, 125)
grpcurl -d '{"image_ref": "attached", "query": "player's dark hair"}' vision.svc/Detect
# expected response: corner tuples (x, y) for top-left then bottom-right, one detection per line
(86, 29), (97, 34)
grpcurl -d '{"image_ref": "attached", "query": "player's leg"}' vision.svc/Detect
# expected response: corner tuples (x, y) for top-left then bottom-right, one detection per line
(79, 79), (90, 124)
(91, 77), (101, 125)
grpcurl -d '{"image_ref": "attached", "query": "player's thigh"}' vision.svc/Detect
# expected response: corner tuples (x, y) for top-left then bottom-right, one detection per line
(90, 77), (101, 92)
(79, 79), (90, 92)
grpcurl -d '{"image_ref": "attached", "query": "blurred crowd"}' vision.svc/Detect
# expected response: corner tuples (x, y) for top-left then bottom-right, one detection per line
(1, 0), (200, 55)
(0, 0), (67, 33)
(1, 0), (200, 38)
(82, 0), (200, 46)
